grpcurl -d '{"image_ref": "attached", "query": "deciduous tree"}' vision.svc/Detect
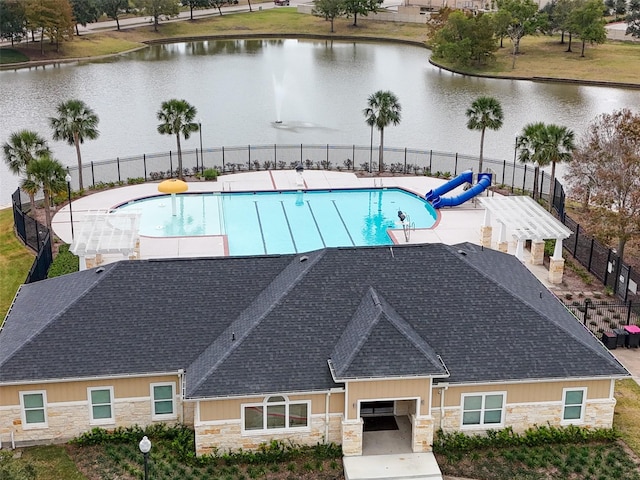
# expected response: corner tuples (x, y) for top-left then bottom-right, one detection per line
(135, 0), (180, 31)
(497, 0), (547, 68)
(625, 0), (640, 37)
(0, 0), (26, 45)
(313, 0), (345, 33)
(566, 109), (640, 261)
(98, 0), (129, 30)
(71, 0), (100, 35)
(343, 0), (381, 26)
(432, 11), (498, 67)
(569, 0), (606, 57)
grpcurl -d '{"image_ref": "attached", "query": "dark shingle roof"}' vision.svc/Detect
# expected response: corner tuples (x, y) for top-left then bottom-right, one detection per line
(328, 287), (447, 380)
(0, 244), (628, 398)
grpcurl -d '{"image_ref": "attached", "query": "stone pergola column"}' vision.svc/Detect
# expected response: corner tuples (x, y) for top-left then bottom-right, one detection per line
(412, 415), (435, 453)
(480, 209), (492, 248)
(341, 419), (363, 456)
(530, 239), (545, 265)
(549, 238), (565, 284)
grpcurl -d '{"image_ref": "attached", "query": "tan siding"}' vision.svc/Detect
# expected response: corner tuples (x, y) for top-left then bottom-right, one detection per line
(437, 379), (612, 408)
(198, 393), (346, 422)
(347, 378), (431, 419)
(0, 375), (179, 406)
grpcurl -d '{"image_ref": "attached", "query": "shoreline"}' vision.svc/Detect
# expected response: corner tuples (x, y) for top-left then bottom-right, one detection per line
(4, 32), (640, 90)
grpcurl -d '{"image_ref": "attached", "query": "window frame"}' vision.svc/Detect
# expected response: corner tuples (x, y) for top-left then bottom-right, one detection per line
(20, 390), (48, 429)
(460, 391), (506, 429)
(87, 386), (115, 425)
(241, 395), (311, 434)
(561, 387), (587, 424)
(150, 382), (177, 420)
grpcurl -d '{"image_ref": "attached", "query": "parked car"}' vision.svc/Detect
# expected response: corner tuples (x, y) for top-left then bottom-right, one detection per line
(274, 0), (290, 5)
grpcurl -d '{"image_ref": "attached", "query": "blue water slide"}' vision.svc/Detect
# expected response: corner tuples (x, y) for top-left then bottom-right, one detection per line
(432, 173), (492, 209)
(424, 170), (473, 201)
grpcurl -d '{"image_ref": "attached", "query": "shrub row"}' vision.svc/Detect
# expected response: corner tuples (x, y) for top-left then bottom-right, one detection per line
(433, 424), (619, 453)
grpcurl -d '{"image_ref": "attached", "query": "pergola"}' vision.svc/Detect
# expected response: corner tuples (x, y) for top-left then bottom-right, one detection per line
(70, 210), (142, 270)
(478, 196), (572, 284)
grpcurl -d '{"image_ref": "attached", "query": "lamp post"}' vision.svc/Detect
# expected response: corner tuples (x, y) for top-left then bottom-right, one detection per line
(139, 436), (151, 480)
(368, 123), (374, 174)
(511, 135), (519, 193)
(198, 119), (204, 175)
(65, 168), (74, 242)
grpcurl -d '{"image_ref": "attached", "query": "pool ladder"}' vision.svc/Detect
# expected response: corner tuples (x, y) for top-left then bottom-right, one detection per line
(401, 215), (415, 242)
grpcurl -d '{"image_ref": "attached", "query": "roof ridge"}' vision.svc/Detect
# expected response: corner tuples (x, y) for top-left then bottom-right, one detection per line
(186, 250), (326, 397)
(0, 263), (119, 371)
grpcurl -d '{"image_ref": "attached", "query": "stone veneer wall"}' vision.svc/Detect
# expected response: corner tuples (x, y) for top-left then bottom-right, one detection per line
(412, 415), (434, 452)
(195, 414), (343, 456)
(341, 419), (363, 456)
(1, 398), (184, 448)
(432, 399), (616, 434)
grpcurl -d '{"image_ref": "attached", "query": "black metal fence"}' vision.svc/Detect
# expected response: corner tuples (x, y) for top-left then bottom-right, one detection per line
(12, 189), (53, 284)
(552, 182), (639, 306)
(563, 299), (639, 335)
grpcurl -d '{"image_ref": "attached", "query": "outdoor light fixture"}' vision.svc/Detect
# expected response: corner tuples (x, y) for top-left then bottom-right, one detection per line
(65, 168), (74, 241)
(139, 436), (151, 480)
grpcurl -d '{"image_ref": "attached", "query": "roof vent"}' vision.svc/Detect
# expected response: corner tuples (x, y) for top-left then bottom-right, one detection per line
(96, 267), (105, 273)
(299, 255), (309, 262)
(457, 249), (467, 256)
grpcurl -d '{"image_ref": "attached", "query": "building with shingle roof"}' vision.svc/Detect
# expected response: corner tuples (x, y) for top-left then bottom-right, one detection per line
(0, 243), (628, 455)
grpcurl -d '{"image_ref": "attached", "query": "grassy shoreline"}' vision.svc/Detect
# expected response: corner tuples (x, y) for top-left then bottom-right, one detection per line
(3, 9), (640, 87)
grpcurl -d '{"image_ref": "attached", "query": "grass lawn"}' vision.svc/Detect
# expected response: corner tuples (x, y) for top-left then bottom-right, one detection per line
(434, 34), (640, 84)
(20, 445), (88, 480)
(0, 48), (29, 64)
(614, 379), (640, 456)
(0, 208), (34, 323)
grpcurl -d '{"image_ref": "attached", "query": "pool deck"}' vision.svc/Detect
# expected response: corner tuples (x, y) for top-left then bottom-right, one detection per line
(52, 170), (551, 286)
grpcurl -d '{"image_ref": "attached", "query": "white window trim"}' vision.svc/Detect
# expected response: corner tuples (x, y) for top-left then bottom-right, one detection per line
(460, 391), (506, 429)
(561, 387), (587, 424)
(241, 395), (311, 435)
(150, 382), (177, 420)
(87, 386), (115, 425)
(20, 390), (48, 430)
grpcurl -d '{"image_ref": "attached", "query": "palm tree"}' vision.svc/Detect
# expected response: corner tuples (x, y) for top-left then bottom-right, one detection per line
(2, 130), (51, 210)
(466, 96), (504, 176)
(49, 99), (100, 191)
(157, 99), (199, 181)
(26, 154), (67, 232)
(363, 91), (402, 173)
(518, 122), (575, 209)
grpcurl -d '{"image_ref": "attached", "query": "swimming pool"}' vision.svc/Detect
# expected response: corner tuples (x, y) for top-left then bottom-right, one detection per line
(116, 188), (438, 256)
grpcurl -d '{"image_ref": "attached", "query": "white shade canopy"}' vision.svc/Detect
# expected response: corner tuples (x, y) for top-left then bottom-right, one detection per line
(69, 210), (141, 256)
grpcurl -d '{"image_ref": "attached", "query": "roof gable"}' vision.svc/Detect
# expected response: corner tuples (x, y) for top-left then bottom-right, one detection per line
(328, 287), (447, 380)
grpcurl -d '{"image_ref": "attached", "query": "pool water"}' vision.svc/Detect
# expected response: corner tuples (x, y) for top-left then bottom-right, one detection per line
(116, 188), (437, 256)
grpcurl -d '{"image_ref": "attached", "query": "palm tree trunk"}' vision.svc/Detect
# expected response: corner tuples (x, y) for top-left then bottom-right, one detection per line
(378, 128), (385, 173)
(478, 127), (486, 176)
(74, 132), (84, 191)
(549, 161), (557, 212)
(176, 133), (183, 180)
(43, 190), (52, 232)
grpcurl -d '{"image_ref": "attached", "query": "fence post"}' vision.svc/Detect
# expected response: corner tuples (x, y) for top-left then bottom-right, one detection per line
(326, 144), (329, 167)
(404, 147), (407, 174)
(583, 301), (589, 325)
(352, 145), (355, 170)
(627, 300), (632, 326)
(300, 144), (303, 164)
(143, 154), (147, 181)
(502, 160), (506, 185)
(588, 238), (594, 271)
(454, 153), (458, 176)
(91, 161), (95, 187)
(429, 150), (432, 173)
(274, 144), (277, 166)
(222, 146), (225, 172)
(248, 145), (251, 171)
(169, 151), (173, 177)
(604, 248), (611, 286)
(522, 165), (527, 193)
(117, 157), (121, 183)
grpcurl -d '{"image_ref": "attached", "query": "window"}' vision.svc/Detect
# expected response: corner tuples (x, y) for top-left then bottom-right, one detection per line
(151, 383), (176, 419)
(243, 396), (310, 433)
(461, 393), (505, 427)
(562, 388), (586, 423)
(88, 387), (114, 424)
(20, 391), (47, 428)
